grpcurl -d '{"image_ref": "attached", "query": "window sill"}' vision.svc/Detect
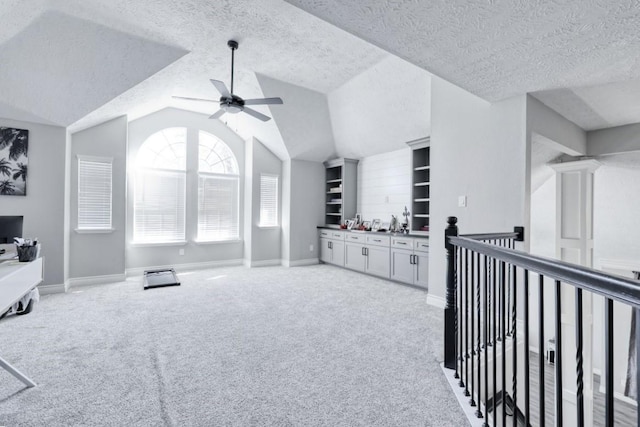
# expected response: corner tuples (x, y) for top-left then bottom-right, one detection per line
(75, 228), (115, 234)
(194, 239), (243, 245)
(258, 225), (280, 229)
(130, 241), (187, 247)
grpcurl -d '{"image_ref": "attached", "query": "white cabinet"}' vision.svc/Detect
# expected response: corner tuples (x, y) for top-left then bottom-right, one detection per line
(319, 231), (345, 267)
(390, 236), (429, 289)
(391, 248), (414, 284)
(344, 242), (366, 271)
(365, 245), (390, 278)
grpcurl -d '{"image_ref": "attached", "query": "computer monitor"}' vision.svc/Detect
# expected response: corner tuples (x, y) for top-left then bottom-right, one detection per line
(0, 216), (23, 244)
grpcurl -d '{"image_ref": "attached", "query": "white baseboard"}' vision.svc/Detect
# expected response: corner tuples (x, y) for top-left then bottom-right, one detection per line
(283, 258), (319, 267)
(426, 294), (446, 309)
(68, 273), (126, 289)
(38, 283), (66, 295)
(126, 259), (243, 277)
(246, 259), (281, 268)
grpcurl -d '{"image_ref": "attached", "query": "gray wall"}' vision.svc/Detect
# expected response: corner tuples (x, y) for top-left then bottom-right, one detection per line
(126, 108), (246, 271)
(281, 159), (324, 265)
(0, 118), (68, 287)
(430, 77), (528, 300)
(244, 137), (282, 265)
(69, 116), (127, 279)
(527, 95), (587, 156)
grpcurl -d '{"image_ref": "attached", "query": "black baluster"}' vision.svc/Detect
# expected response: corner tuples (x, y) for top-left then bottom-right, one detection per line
(502, 261), (507, 426)
(469, 249), (476, 407)
(524, 269), (530, 427)
(555, 280), (563, 426)
(605, 298), (614, 427)
(539, 275), (545, 427)
(483, 255), (489, 427)
(453, 247), (462, 379)
(575, 288), (584, 427)
(635, 306), (640, 427)
(457, 247), (463, 386)
(475, 252), (483, 419)
(444, 217), (458, 369)
(492, 258), (499, 424)
(464, 248), (470, 396)
(512, 265), (518, 422)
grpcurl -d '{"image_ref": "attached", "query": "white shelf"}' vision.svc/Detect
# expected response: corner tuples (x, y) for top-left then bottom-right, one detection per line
(326, 201), (342, 205)
(414, 182), (430, 187)
(414, 214), (430, 218)
(414, 166), (430, 171)
(326, 179), (342, 183)
(414, 198), (430, 202)
(326, 213), (342, 216)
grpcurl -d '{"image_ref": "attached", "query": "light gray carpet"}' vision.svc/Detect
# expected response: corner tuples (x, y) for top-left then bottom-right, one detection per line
(0, 264), (467, 426)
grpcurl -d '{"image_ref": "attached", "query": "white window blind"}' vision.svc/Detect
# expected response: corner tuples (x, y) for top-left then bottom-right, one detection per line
(134, 170), (186, 243)
(78, 157), (112, 230)
(259, 174), (278, 227)
(198, 174), (239, 241)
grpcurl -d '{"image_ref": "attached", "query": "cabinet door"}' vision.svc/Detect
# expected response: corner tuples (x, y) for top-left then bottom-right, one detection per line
(365, 245), (390, 279)
(390, 248), (414, 284)
(319, 238), (332, 264)
(331, 240), (345, 267)
(414, 252), (429, 289)
(344, 242), (366, 272)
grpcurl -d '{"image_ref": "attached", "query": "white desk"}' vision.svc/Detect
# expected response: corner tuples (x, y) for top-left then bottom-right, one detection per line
(0, 256), (43, 388)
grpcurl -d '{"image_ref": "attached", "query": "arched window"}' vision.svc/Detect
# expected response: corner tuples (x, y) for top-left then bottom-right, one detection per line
(133, 128), (187, 243)
(197, 131), (239, 241)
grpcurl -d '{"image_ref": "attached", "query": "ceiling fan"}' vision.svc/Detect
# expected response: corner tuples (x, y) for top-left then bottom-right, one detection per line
(173, 40), (283, 122)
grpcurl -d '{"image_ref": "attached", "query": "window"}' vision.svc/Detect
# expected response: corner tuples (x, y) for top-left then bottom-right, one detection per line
(133, 128), (186, 243)
(77, 156), (113, 231)
(259, 174), (278, 227)
(197, 131), (239, 241)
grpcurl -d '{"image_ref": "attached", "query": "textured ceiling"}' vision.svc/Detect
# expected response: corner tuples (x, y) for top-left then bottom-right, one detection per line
(0, 0), (387, 132)
(286, 0), (640, 130)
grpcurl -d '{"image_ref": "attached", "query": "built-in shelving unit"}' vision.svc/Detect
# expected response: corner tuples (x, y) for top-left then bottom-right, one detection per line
(407, 137), (430, 234)
(323, 158), (358, 228)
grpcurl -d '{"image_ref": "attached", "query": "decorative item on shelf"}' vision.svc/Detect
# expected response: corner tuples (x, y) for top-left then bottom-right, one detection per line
(389, 215), (399, 232)
(421, 225), (429, 232)
(339, 222), (347, 229)
(346, 220), (355, 230)
(355, 213), (362, 226)
(14, 237), (39, 262)
(402, 206), (411, 234)
(362, 221), (371, 231)
(371, 219), (381, 231)
(379, 221), (390, 232)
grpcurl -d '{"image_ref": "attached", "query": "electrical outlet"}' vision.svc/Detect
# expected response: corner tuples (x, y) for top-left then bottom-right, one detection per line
(309, 244), (314, 252)
(179, 248), (185, 256)
(458, 195), (467, 208)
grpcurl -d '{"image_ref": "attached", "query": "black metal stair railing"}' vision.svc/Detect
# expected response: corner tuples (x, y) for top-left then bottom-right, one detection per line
(443, 216), (640, 427)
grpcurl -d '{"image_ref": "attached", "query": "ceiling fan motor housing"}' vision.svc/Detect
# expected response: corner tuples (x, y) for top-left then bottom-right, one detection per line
(221, 94), (244, 114)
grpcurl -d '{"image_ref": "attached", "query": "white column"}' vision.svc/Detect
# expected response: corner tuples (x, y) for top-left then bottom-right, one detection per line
(550, 159), (600, 426)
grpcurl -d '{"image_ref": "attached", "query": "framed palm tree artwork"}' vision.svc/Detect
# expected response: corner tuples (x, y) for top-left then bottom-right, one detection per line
(0, 127), (28, 196)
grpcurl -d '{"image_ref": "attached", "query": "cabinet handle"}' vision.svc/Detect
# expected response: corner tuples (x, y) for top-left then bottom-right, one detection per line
(361, 247), (365, 256)
(409, 254), (414, 265)
(329, 241), (332, 249)
(365, 247), (368, 256)
(398, 241), (407, 245)
(373, 239), (381, 242)
(413, 255), (418, 265)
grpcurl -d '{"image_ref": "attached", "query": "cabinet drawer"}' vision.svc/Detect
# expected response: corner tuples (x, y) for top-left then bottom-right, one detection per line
(319, 230), (331, 238)
(391, 236), (413, 249)
(414, 239), (430, 253)
(366, 235), (390, 247)
(330, 231), (345, 240)
(345, 233), (365, 243)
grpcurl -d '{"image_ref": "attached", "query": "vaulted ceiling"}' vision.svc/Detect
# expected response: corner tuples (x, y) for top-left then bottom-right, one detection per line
(2, 0), (640, 160)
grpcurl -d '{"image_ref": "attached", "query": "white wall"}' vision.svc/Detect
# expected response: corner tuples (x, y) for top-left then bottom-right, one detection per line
(328, 56), (431, 159)
(528, 96), (587, 156)
(126, 108), (246, 271)
(357, 147), (411, 223)
(256, 74), (336, 162)
(588, 122), (640, 156)
(69, 116), (127, 279)
(0, 118), (68, 287)
(430, 77), (528, 300)
(281, 159), (324, 265)
(244, 137), (282, 266)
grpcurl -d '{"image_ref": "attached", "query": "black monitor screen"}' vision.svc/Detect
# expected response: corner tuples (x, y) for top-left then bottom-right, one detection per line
(0, 216), (23, 244)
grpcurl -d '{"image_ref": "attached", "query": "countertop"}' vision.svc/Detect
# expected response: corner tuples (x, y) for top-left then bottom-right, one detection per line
(317, 226), (429, 240)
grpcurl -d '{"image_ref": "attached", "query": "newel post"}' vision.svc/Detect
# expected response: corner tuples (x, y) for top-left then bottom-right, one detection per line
(444, 216), (458, 370)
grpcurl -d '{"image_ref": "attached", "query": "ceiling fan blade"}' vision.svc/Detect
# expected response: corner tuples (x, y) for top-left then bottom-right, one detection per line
(243, 97), (284, 106)
(210, 79), (231, 97)
(209, 109), (226, 120)
(172, 96), (218, 103)
(242, 107), (271, 122)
